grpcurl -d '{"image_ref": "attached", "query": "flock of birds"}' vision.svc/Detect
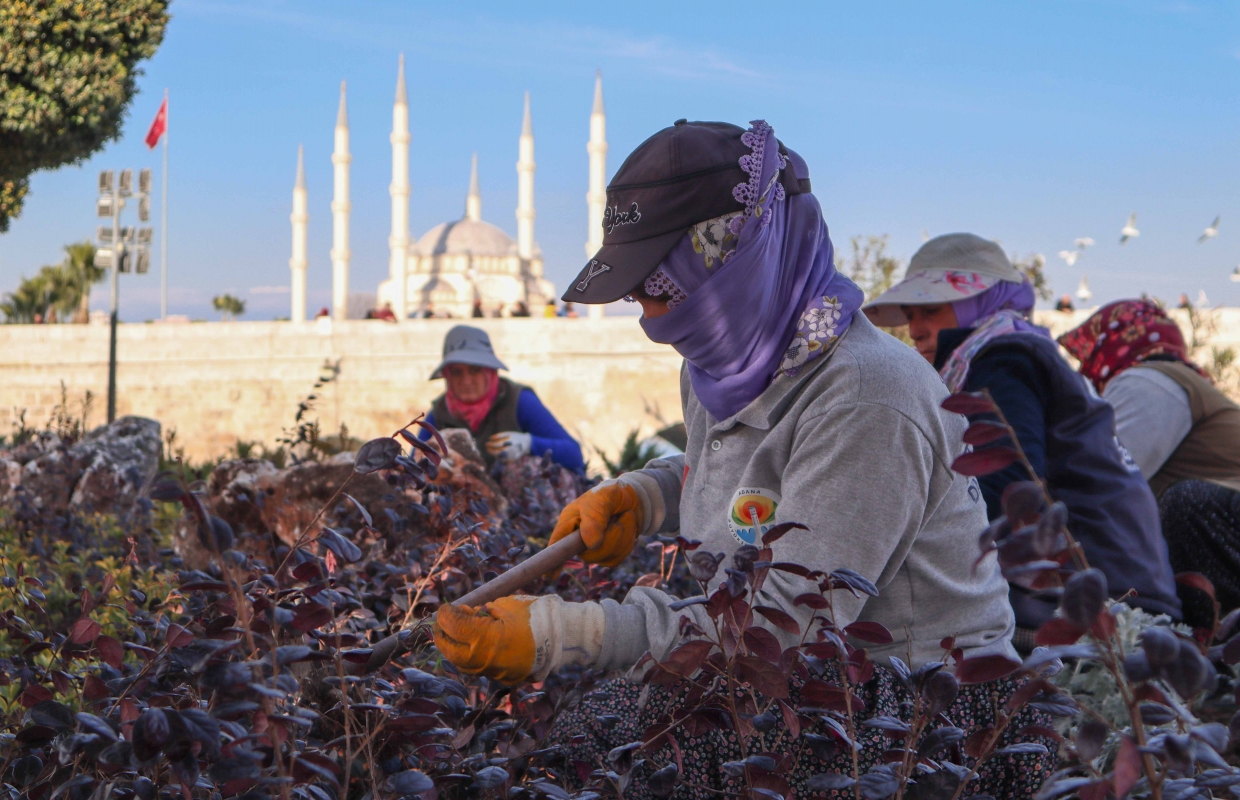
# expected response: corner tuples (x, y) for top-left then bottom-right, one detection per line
(1052, 214), (1230, 304)
(917, 214), (1233, 304)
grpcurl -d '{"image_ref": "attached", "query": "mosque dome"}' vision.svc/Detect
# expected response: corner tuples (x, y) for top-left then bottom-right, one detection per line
(416, 219), (515, 258)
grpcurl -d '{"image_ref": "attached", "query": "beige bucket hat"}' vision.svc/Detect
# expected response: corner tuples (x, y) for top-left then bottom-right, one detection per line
(863, 233), (1023, 327)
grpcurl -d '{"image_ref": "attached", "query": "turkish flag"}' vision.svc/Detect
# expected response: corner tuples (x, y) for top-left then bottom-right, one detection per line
(144, 97), (167, 149)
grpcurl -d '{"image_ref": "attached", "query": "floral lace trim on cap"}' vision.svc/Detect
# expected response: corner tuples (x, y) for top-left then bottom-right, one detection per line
(779, 294), (846, 375)
(642, 269), (689, 309)
(730, 120), (787, 237)
(691, 212), (743, 269)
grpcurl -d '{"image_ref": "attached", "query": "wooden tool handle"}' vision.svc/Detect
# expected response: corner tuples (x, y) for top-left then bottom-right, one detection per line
(359, 531), (586, 672)
(453, 530), (584, 607)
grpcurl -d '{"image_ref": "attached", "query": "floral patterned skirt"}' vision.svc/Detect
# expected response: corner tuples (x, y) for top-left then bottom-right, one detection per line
(546, 663), (1057, 800)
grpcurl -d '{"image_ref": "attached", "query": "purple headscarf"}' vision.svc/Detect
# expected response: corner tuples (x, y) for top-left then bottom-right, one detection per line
(639, 121), (864, 421)
(939, 279), (1052, 392)
(950, 280), (1037, 328)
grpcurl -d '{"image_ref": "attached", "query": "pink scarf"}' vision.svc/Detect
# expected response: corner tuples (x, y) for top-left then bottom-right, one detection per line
(445, 369), (500, 432)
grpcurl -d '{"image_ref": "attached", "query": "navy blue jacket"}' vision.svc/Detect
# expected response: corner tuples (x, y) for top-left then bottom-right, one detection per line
(936, 328), (1180, 626)
(422, 389), (584, 473)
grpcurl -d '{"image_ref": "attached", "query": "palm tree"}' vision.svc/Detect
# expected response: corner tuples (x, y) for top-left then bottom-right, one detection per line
(60, 242), (101, 322)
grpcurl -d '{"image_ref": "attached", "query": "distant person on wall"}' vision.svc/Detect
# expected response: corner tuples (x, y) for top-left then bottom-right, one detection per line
(420, 325), (583, 473)
(864, 233), (1179, 635)
(511, 301), (531, 317)
(561, 302), (578, 318)
(370, 302), (397, 322)
(471, 299), (484, 318)
(1055, 294), (1074, 312)
(315, 307), (330, 319)
(1060, 300), (1240, 629)
(543, 299), (557, 318)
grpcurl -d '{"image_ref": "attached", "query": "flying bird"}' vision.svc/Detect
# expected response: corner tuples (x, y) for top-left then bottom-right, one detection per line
(1198, 215), (1221, 243)
(1076, 275), (1093, 303)
(1119, 213), (1139, 245)
(1230, 265), (1240, 282)
(1058, 250), (1079, 266)
(1074, 237), (1095, 250)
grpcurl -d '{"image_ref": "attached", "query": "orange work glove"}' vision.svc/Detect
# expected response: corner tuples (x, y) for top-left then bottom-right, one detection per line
(548, 482), (643, 568)
(432, 596), (535, 685)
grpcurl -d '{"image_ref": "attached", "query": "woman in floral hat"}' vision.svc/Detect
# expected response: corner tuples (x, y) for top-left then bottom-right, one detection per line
(864, 235), (1179, 639)
(431, 121), (1055, 799)
(1060, 299), (1240, 628)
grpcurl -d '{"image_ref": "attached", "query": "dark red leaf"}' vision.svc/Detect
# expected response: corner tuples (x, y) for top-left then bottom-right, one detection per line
(762, 522), (808, 546)
(769, 562), (814, 578)
(941, 392), (997, 415)
(753, 606), (801, 636)
(291, 604), (334, 633)
(951, 447), (1020, 477)
(844, 621), (894, 645)
(166, 623), (194, 648)
(743, 627), (784, 662)
(1175, 572), (1216, 601)
(95, 636), (123, 669)
(83, 675), (110, 701)
(19, 684), (52, 708)
(955, 654), (1021, 684)
(793, 593), (830, 610)
(663, 641), (715, 677)
(963, 421), (1010, 446)
(734, 655), (790, 699)
(70, 618), (101, 645)
(1035, 618), (1087, 646)
(1113, 735), (1141, 799)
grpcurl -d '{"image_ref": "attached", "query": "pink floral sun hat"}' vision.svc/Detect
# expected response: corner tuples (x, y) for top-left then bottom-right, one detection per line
(863, 233), (1024, 327)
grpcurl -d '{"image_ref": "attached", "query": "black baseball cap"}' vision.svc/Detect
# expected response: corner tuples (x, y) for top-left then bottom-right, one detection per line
(564, 120), (812, 304)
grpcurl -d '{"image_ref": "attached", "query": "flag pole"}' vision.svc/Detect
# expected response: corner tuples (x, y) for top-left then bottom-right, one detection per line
(160, 88), (169, 320)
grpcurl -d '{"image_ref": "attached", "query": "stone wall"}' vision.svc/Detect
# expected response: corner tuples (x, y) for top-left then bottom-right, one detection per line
(2, 308), (1238, 466)
(0, 317), (684, 465)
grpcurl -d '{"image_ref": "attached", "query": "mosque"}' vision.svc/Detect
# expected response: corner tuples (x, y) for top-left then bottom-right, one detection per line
(287, 56), (609, 321)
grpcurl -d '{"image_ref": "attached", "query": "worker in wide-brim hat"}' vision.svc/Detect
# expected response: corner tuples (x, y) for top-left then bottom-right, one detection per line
(432, 120), (1056, 798)
(863, 233), (1178, 639)
(420, 325), (582, 473)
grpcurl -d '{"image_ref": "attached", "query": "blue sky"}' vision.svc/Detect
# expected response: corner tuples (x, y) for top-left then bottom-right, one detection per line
(2, 0), (1238, 321)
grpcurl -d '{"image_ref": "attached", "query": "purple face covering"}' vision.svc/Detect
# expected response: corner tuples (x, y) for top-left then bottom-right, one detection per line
(950, 280), (1036, 328)
(639, 121), (864, 421)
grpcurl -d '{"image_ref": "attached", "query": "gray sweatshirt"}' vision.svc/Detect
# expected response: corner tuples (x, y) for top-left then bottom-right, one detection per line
(596, 316), (1017, 670)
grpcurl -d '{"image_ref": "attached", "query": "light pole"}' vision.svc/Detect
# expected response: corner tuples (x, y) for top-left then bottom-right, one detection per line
(95, 169), (153, 423)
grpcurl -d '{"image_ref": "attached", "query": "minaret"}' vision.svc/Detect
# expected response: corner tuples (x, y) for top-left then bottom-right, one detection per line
(586, 71), (607, 257)
(516, 92), (535, 261)
(289, 145), (308, 323)
(330, 81), (351, 322)
(388, 56), (410, 320)
(586, 72), (608, 319)
(465, 153), (481, 221)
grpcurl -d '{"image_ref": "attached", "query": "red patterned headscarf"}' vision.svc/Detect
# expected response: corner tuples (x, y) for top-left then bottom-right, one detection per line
(1058, 300), (1208, 392)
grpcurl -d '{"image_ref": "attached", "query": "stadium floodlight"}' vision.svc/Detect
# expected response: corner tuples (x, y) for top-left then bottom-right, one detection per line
(138, 168), (152, 194)
(96, 226), (113, 245)
(98, 170), (114, 193)
(138, 195), (150, 222)
(137, 227), (153, 245)
(118, 169), (133, 196)
(135, 250), (151, 274)
(94, 249), (114, 270)
(96, 196), (114, 218)
(121, 226), (135, 243)
(118, 250), (132, 274)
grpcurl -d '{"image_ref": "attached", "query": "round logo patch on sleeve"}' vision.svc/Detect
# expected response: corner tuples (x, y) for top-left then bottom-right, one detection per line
(728, 488), (781, 545)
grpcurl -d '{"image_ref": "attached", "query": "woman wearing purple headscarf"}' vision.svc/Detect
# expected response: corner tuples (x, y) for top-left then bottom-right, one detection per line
(434, 124), (1054, 798)
(865, 235), (1177, 639)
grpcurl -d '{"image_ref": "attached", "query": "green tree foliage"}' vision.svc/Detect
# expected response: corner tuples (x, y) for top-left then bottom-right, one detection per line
(1011, 251), (1053, 300)
(839, 234), (905, 302)
(1, 241), (100, 322)
(212, 294), (246, 321)
(0, 0), (170, 231)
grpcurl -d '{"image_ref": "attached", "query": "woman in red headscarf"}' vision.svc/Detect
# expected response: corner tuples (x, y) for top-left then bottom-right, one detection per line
(1060, 300), (1240, 628)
